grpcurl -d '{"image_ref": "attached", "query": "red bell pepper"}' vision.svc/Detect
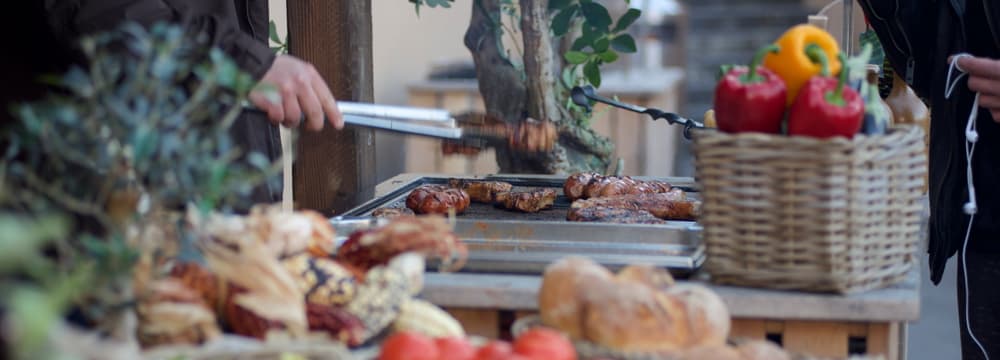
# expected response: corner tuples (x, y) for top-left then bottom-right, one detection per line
(787, 46), (864, 139)
(713, 45), (787, 134)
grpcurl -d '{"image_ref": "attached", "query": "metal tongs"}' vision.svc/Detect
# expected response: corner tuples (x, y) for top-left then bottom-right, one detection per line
(245, 101), (495, 147)
(338, 102), (465, 140)
(571, 85), (705, 140)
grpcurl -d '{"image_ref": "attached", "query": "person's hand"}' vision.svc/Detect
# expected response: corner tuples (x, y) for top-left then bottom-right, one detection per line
(958, 55), (1000, 123)
(249, 55), (344, 131)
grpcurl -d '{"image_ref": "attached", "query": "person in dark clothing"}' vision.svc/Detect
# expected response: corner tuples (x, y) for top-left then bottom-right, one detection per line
(859, 1), (1000, 358)
(0, 0), (343, 204)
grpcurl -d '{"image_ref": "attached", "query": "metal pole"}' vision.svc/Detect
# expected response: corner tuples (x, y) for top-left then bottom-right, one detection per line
(842, 0), (854, 55)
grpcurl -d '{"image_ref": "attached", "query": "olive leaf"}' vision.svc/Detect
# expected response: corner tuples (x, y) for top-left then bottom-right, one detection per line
(614, 8), (641, 32)
(580, 2), (613, 30)
(564, 51), (590, 64)
(552, 5), (579, 37)
(584, 60), (602, 87)
(611, 33), (637, 53)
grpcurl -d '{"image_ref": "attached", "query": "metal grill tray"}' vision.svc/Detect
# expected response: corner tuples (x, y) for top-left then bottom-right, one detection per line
(337, 174), (704, 276)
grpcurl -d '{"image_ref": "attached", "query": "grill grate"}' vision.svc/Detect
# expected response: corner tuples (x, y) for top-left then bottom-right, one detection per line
(340, 175), (705, 276)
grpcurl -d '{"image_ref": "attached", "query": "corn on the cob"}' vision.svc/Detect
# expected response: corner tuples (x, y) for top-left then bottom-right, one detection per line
(344, 265), (409, 342)
(392, 298), (465, 338)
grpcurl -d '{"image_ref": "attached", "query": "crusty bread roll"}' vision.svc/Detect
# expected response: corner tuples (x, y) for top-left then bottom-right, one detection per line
(539, 256), (613, 340)
(581, 281), (690, 352)
(736, 340), (790, 360)
(616, 264), (675, 291)
(674, 344), (742, 360)
(665, 283), (731, 348)
(540, 257), (733, 355)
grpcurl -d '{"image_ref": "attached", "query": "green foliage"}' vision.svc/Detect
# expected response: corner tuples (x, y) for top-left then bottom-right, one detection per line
(269, 20), (289, 54)
(551, 1), (639, 90)
(860, 30), (885, 66)
(1, 22), (280, 358)
(0, 210), (131, 360)
(410, 0), (455, 14)
(406, 0), (641, 127)
(7, 21), (280, 222)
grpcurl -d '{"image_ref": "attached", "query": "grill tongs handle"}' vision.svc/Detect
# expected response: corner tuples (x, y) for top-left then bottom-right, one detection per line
(338, 102), (465, 140)
(570, 85), (704, 140)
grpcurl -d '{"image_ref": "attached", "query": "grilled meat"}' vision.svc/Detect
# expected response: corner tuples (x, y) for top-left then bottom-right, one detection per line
(405, 185), (470, 215)
(508, 119), (558, 153)
(441, 141), (483, 156)
(567, 206), (667, 224)
(336, 216), (467, 272)
(563, 172), (674, 200)
(450, 113), (556, 153)
(563, 172), (597, 200)
(448, 179), (513, 203)
(570, 190), (699, 221)
(495, 188), (558, 213)
(372, 207), (415, 219)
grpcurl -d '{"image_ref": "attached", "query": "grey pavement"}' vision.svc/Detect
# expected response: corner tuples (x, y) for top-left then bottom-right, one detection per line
(908, 256), (961, 360)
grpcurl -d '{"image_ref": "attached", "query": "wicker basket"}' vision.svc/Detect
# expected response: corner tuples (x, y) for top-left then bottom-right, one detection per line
(691, 125), (926, 294)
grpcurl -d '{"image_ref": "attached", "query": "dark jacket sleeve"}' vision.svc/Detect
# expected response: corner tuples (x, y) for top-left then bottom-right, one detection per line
(856, 0), (937, 100)
(44, 0), (275, 79)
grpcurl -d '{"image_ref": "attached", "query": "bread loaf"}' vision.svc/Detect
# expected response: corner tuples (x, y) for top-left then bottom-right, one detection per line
(581, 281), (690, 352)
(736, 340), (790, 360)
(539, 257), (736, 356)
(616, 264), (675, 291)
(665, 283), (731, 348)
(538, 256), (613, 340)
(674, 344), (743, 360)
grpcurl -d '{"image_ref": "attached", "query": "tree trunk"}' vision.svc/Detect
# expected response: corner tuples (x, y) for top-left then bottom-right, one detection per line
(465, 0), (614, 174)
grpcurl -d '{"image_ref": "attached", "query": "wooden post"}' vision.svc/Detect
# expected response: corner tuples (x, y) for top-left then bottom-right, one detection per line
(287, 0), (376, 215)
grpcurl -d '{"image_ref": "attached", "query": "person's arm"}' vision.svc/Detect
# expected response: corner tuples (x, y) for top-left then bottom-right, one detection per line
(44, 0), (342, 130)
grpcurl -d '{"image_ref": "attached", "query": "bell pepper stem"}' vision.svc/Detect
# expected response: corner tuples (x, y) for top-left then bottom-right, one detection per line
(804, 44), (830, 77)
(824, 53), (850, 107)
(740, 44), (781, 83)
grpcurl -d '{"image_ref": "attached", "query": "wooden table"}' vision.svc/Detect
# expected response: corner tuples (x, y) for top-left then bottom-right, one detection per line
(421, 270), (918, 360)
(371, 174), (920, 359)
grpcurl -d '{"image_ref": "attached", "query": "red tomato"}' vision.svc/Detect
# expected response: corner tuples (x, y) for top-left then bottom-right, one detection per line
(435, 337), (476, 360)
(379, 332), (440, 360)
(504, 354), (532, 360)
(473, 340), (514, 360)
(512, 328), (577, 360)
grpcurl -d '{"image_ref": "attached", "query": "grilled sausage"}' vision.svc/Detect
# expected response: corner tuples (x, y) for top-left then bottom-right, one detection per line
(563, 172), (674, 201)
(405, 185), (470, 215)
(563, 172), (597, 200)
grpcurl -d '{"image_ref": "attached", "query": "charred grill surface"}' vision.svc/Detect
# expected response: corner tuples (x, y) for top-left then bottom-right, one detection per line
(495, 188), (557, 213)
(355, 176), (698, 224)
(566, 207), (667, 224)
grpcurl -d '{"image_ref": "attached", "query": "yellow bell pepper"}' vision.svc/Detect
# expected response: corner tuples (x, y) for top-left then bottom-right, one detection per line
(763, 24), (842, 105)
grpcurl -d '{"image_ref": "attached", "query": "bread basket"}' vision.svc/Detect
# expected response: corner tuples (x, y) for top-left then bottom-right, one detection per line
(691, 125), (926, 294)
